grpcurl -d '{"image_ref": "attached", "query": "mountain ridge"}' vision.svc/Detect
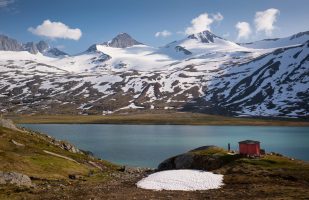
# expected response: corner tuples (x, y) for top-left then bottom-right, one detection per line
(0, 35), (68, 57)
(0, 30), (308, 118)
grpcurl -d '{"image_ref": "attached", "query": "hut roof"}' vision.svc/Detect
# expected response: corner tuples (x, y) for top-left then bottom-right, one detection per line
(238, 140), (260, 144)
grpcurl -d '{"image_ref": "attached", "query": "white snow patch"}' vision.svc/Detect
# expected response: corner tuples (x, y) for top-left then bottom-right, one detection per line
(136, 170), (224, 191)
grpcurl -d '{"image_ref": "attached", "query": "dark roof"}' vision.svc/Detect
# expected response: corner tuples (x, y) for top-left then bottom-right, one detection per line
(239, 140), (260, 144)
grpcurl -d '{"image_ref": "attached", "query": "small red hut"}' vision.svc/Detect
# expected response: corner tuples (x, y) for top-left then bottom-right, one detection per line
(239, 140), (260, 156)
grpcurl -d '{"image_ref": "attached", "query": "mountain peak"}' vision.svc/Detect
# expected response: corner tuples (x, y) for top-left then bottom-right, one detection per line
(102, 32), (143, 48)
(0, 35), (23, 51)
(36, 41), (50, 52)
(187, 30), (222, 43)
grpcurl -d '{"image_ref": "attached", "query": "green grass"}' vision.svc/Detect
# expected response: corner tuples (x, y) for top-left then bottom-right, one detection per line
(238, 155), (307, 169)
(190, 146), (228, 156)
(0, 126), (118, 180)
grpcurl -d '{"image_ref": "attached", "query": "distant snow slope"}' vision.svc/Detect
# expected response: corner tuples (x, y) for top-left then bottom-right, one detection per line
(240, 31), (309, 49)
(0, 31), (308, 118)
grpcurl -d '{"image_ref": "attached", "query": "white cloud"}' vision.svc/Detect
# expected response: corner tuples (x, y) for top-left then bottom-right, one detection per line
(185, 12), (224, 35)
(235, 22), (252, 40)
(254, 8), (280, 36)
(212, 12), (224, 22)
(28, 20), (82, 40)
(185, 13), (214, 35)
(155, 30), (172, 37)
(0, 0), (14, 8)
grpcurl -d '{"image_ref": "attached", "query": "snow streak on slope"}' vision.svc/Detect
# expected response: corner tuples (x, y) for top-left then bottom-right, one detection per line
(187, 42), (309, 117)
(0, 31), (308, 118)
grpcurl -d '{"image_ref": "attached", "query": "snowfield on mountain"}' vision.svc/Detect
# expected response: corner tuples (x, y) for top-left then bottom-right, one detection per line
(0, 30), (308, 118)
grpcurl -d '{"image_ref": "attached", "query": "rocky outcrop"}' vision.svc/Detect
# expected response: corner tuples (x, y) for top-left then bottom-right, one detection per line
(187, 30), (223, 43)
(0, 35), (22, 51)
(23, 42), (39, 54)
(102, 33), (143, 48)
(52, 140), (81, 154)
(0, 171), (32, 187)
(158, 146), (238, 171)
(46, 48), (68, 57)
(0, 118), (19, 130)
(36, 41), (49, 52)
(0, 35), (67, 56)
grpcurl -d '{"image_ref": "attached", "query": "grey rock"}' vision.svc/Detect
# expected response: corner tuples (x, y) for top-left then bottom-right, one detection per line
(86, 44), (99, 52)
(187, 30), (223, 43)
(174, 154), (194, 169)
(23, 42), (39, 54)
(46, 48), (68, 57)
(175, 46), (192, 55)
(0, 35), (68, 56)
(102, 33), (143, 48)
(0, 171), (32, 187)
(59, 141), (81, 154)
(36, 41), (49, 52)
(0, 35), (23, 51)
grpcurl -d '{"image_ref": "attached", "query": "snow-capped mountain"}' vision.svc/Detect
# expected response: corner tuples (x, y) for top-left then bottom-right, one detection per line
(0, 35), (68, 57)
(101, 32), (143, 48)
(239, 31), (309, 49)
(0, 31), (308, 118)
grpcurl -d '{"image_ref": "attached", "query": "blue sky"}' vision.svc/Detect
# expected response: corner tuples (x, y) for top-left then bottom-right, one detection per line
(1, 0), (308, 54)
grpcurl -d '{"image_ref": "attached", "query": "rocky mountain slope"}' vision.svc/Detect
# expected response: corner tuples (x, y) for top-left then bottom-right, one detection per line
(0, 31), (308, 118)
(0, 35), (67, 57)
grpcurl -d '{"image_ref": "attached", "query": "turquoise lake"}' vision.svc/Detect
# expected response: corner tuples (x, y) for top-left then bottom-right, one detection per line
(20, 124), (309, 168)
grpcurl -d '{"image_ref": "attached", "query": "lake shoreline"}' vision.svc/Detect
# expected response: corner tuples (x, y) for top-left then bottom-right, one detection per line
(20, 124), (309, 166)
(1, 118), (309, 199)
(7, 112), (309, 127)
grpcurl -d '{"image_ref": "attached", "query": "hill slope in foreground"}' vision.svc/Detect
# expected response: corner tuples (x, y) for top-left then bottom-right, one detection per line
(0, 120), (309, 199)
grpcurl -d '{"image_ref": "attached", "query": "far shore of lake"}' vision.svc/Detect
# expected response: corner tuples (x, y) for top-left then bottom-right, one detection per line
(6, 112), (309, 126)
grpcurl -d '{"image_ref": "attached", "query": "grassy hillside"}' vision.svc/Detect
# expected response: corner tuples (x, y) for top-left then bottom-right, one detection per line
(7, 112), (309, 126)
(1, 122), (309, 199)
(0, 125), (122, 199)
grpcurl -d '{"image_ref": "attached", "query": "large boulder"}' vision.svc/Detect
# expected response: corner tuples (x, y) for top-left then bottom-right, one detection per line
(158, 146), (238, 171)
(0, 171), (32, 187)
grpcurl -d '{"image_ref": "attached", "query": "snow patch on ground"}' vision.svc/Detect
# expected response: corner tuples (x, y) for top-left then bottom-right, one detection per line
(136, 170), (224, 191)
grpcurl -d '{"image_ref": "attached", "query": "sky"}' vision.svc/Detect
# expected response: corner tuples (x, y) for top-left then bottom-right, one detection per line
(0, 0), (308, 54)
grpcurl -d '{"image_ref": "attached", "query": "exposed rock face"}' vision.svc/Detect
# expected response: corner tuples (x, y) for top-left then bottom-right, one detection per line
(158, 146), (237, 171)
(46, 48), (68, 57)
(0, 35), (66, 56)
(175, 46), (192, 55)
(0, 171), (32, 187)
(23, 42), (39, 54)
(187, 30), (222, 43)
(36, 41), (50, 52)
(102, 33), (143, 48)
(0, 35), (22, 51)
(50, 139), (81, 154)
(86, 44), (99, 52)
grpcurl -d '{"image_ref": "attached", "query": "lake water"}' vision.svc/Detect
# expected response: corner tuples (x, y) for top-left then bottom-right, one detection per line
(20, 124), (309, 168)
